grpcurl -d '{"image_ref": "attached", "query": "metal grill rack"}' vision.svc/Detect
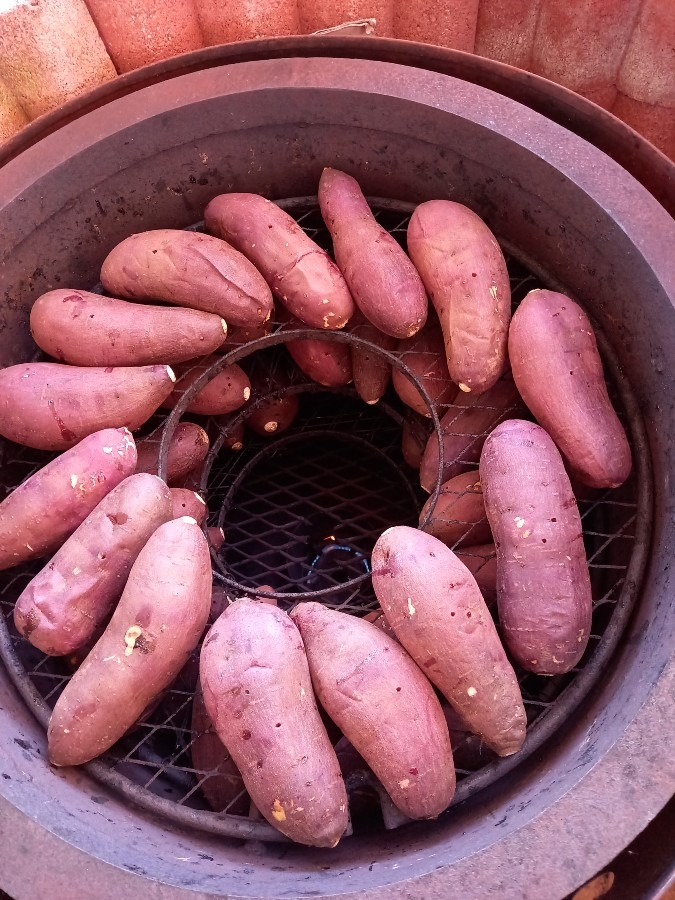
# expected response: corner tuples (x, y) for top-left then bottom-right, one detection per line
(0, 199), (651, 843)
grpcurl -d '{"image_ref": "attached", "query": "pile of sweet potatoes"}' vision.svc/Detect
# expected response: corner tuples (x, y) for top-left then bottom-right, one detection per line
(0, 168), (633, 848)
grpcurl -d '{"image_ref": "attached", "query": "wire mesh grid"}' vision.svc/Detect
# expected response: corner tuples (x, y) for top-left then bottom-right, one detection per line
(0, 198), (651, 842)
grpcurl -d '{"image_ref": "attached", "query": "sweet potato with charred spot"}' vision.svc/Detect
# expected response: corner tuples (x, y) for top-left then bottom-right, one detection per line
(292, 602), (455, 819)
(204, 193), (354, 330)
(508, 289), (631, 488)
(392, 323), (457, 417)
(349, 312), (397, 405)
(48, 516), (211, 766)
(372, 526), (526, 757)
(0, 428), (136, 572)
(14, 474), (173, 656)
(318, 168), (427, 339)
(191, 685), (249, 815)
(135, 422), (209, 485)
(419, 470), (491, 548)
(455, 544), (497, 608)
(0, 363), (176, 451)
(480, 419), (592, 675)
(419, 375), (522, 493)
(162, 356), (251, 416)
(170, 488), (207, 526)
(200, 599), (348, 847)
(407, 200), (510, 394)
(100, 229), (273, 328)
(30, 289), (228, 367)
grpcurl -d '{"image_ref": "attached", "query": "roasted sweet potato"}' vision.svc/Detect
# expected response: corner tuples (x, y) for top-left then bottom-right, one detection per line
(162, 356), (251, 416)
(508, 289), (631, 488)
(204, 193), (354, 329)
(284, 332), (353, 387)
(0, 363), (176, 451)
(349, 313), (397, 405)
(372, 525), (526, 757)
(455, 544), (497, 608)
(191, 685), (248, 815)
(30, 289), (228, 367)
(480, 419), (593, 674)
(392, 322), (457, 417)
(200, 599), (348, 847)
(419, 470), (491, 548)
(170, 488), (207, 525)
(48, 516), (211, 767)
(0, 428), (136, 571)
(291, 602), (455, 819)
(419, 375), (522, 493)
(14, 473), (173, 655)
(407, 200), (510, 394)
(318, 168), (427, 339)
(100, 229), (273, 327)
(135, 422), (209, 485)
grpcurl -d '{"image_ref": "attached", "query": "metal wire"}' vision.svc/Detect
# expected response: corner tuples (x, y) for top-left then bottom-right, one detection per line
(0, 198), (652, 843)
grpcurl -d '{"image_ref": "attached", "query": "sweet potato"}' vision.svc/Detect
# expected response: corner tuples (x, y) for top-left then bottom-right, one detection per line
(29, 289), (228, 367)
(407, 200), (510, 394)
(508, 289), (631, 488)
(392, 323), (457, 417)
(480, 419), (592, 674)
(162, 356), (251, 416)
(419, 375), (522, 493)
(100, 229), (273, 327)
(14, 474), (173, 656)
(200, 599), (348, 847)
(284, 332), (353, 387)
(247, 394), (300, 436)
(318, 168), (427, 339)
(207, 527), (225, 552)
(170, 488), (207, 526)
(291, 602), (455, 819)
(419, 470), (491, 548)
(349, 313), (397, 405)
(135, 422), (209, 485)
(204, 193), (354, 330)
(455, 544), (497, 607)
(0, 363), (176, 451)
(48, 516), (211, 767)
(372, 525), (526, 757)
(222, 421), (245, 451)
(401, 414), (432, 469)
(191, 685), (248, 815)
(0, 428), (136, 571)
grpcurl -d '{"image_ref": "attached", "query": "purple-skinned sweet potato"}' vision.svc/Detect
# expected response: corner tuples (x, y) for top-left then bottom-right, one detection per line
(0, 428), (136, 571)
(48, 516), (212, 766)
(419, 470), (491, 548)
(200, 599), (349, 847)
(291, 602), (456, 819)
(392, 322), (457, 417)
(204, 193), (354, 330)
(318, 168), (427, 339)
(480, 419), (592, 674)
(100, 229), (273, 327)
(419, 375), (522, 493)
(135, 422), (209, 486)
(14, 473), (173, 656)
(30, 289), (228, 367)
(372, 525), (526, 757)
(407, 200), (510, 394)
(508, 289), (631, 488)
(0, 363), (176, 451)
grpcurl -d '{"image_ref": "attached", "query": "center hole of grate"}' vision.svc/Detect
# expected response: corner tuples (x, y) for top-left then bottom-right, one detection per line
(212, 411), (421, 604)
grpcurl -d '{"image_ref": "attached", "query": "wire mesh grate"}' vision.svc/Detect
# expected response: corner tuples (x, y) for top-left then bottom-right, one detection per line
(0, 198), (651, 842)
